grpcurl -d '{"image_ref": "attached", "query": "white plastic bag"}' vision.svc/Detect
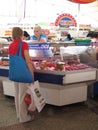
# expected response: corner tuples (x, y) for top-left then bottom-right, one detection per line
(28, 80), (46, 112)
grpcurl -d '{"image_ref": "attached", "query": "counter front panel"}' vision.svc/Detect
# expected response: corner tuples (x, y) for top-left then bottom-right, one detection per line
(0, 66), (97, 85)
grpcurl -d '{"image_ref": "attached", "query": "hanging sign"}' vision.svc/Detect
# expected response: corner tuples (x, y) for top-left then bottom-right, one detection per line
(68, 0), (95, 4)
(55, 13), (77, 27)
(29, 43), (50, 50)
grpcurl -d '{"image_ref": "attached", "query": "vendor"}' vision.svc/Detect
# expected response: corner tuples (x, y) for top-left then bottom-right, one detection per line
(30, 26), (47, 43)
(30, 26), (53, 57)
(65, 33), (72, 41)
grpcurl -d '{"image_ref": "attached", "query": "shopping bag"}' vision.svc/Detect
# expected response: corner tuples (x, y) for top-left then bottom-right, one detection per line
(9, 42), (34, 83)
(20, 87), (36, 122)
(29, 80), (46, 112)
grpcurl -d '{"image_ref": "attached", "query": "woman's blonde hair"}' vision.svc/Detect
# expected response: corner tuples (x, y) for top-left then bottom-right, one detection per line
(12, 27), (23, 40)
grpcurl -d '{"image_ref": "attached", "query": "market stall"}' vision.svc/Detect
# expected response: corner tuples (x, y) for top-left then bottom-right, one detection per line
(0, 42), (97, 106)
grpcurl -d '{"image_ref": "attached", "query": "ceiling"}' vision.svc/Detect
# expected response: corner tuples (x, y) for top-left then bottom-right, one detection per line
(0, 0), (98, 27)
(33, 0), (98, 26)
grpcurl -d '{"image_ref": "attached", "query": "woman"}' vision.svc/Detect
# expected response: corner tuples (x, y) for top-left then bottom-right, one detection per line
(8, 27), (34, 123)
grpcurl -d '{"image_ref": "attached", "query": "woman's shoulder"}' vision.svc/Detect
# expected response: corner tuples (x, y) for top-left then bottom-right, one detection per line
(22, 40), (28, 44)
(22, 41), (28, 47)
(30, 35), (37, 40)
(41, 33), (46, 37)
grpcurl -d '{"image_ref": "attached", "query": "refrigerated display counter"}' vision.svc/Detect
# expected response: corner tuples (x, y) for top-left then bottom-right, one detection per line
(0, 64), (96, 106)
